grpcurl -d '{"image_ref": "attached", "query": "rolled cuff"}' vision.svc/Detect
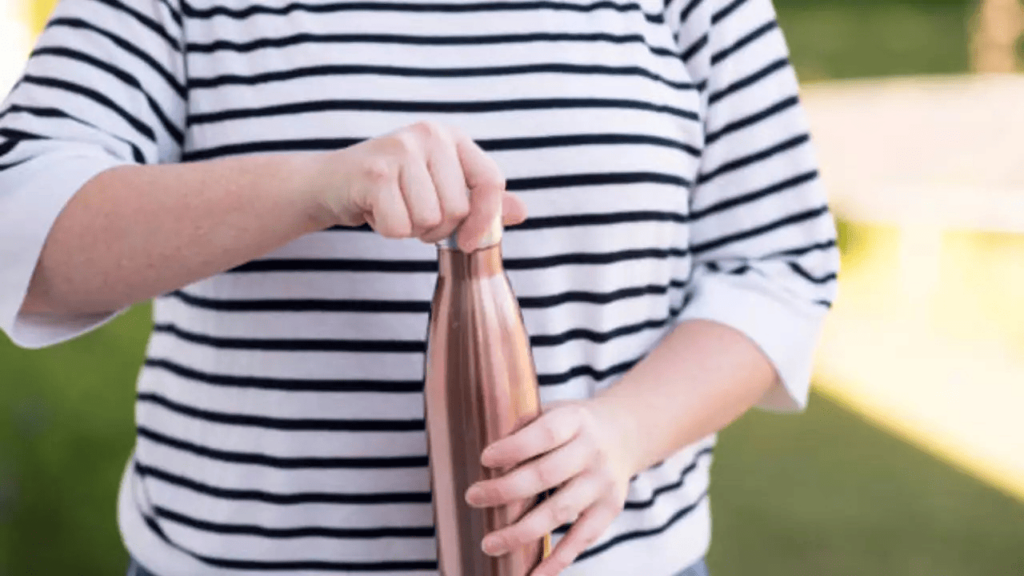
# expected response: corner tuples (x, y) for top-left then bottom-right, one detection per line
(0, 150), (128, 349)
(678, 271), (828, 412)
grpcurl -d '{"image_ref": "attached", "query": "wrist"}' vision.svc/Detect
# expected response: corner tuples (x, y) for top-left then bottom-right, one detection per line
(296, 148), (356, 231)
(587, 394), (647, 477)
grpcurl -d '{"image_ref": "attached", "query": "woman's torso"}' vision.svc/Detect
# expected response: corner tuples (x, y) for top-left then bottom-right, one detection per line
(125, 2), (715, 574)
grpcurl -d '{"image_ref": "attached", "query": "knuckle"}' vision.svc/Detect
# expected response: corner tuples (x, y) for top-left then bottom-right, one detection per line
(412, 120), (445, 142)
(416, 210), (443, 230)
(563, 530), (600, 560)
(377, 219), (409, 239)
(565, 405), (588, 426)
(390, 131), (420, 158)
(602, 471), (619, 491)
(582, 527), (602, 548)
(377, 225), (400, 239)
(540, 420), (563, 447)
(446, 123), (468, 139)
(588, 469), (609, 490)
(503, 528), (527, 549)
(534, 463), (561, 488)
(362, 158), (393, 185)
(480, 174), (506, 193)
(489, 483), (512, 503)
(488, 531), (512, 552)
(552, 550), (575, 570)
(410, 197), (442, 228)
(592, 446), (612, 470)
(550, 500), (576, 526)
(445, 195), (470, 219)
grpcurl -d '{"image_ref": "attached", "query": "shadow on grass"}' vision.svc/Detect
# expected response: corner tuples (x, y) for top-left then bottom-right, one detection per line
(708, 390), (1024, 576)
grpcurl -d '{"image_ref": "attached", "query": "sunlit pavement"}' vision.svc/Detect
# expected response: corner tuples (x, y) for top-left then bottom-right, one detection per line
(0, 2), (32, 97)
(805, 74), (1024, 502)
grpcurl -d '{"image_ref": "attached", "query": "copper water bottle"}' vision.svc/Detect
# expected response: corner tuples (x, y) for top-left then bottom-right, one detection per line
(424, 216), (551, 575)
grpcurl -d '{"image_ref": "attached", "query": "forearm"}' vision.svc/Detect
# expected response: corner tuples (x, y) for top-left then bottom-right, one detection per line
(593, 319), (778, 473)
(22, 153), (329, 316)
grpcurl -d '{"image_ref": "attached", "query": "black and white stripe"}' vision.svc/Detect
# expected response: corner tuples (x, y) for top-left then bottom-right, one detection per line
(0, 0), (838, 573)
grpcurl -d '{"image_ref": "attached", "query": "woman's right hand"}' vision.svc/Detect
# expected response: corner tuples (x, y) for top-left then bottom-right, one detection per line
(314, 121), (527, 252)
(19, 121), (525, 318)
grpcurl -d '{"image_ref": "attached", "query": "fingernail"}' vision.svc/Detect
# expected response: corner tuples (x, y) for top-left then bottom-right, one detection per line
(465, 486), (483, 506)
(482, 536), (505, 556)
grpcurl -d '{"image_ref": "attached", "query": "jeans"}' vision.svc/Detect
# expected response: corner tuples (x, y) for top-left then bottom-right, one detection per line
(128, 557), (710, 575)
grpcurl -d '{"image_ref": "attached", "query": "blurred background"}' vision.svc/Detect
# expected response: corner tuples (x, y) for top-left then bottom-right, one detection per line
(1, 0), (1023, 574)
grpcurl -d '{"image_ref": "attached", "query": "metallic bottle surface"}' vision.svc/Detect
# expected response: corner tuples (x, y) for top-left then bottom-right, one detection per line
(424, 228), (550, 576)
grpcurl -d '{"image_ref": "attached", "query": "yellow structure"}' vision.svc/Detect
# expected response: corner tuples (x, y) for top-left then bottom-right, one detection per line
(29, 0), (56, 33)
(972, 0), (1024, 73)
(804, 75), (1024, 503)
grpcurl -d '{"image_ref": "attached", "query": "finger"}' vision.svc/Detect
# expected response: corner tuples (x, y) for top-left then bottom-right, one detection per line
(481, 474), (605, 557)
(370, 182), (413, 239)
(421, 133), (470, 243)
(501, 192), (528, 227)
(467, 435), (592, 508)
(530, 504), (619, 576)
(452, 130), (505, 251)
(481, 406), (584, 470)
(398, 160), (443, 238)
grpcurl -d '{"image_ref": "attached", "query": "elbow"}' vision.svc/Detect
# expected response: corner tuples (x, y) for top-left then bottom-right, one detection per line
(20, 275), (64, 316)
(7, 278), (122, 351)
(20, 284), (56, 316)
(20, 270), (120, 318)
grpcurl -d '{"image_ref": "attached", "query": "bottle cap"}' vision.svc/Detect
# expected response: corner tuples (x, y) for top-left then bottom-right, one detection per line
(438, 212), (503, 251)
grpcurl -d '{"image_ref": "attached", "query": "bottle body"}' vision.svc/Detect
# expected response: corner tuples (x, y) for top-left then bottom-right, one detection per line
(424, 243), (550, 576)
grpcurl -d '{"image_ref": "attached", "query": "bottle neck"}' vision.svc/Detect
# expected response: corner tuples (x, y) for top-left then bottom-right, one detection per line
(437, 213), (504, 251)
(437, 242), (504, 279)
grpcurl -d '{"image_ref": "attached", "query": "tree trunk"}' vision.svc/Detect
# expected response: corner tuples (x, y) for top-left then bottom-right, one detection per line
(971, 0), (1024, 73)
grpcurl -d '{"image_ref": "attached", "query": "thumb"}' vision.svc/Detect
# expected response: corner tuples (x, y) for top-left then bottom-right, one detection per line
(501, 192), (528, 227)
(540, 399), (582, 413)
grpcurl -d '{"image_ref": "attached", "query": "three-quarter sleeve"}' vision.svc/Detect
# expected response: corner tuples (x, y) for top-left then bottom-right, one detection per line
(667, 0), (841, 411)
(0, 0), (186, 348)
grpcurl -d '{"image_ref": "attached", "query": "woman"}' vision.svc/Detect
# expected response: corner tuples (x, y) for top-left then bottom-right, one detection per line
(0, 0), (838, 574)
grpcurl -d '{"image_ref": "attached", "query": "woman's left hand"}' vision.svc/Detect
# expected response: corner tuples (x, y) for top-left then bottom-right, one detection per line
(465, 399), (639, 576)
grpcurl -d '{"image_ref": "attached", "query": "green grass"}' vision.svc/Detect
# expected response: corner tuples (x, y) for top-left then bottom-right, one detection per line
(708, 396), (1024, 575)
(0, 305), (150, 576)
(774, 0), (974, 80)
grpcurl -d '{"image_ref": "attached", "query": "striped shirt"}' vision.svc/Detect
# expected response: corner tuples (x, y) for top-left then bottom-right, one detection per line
(0, 0), (839, 574)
